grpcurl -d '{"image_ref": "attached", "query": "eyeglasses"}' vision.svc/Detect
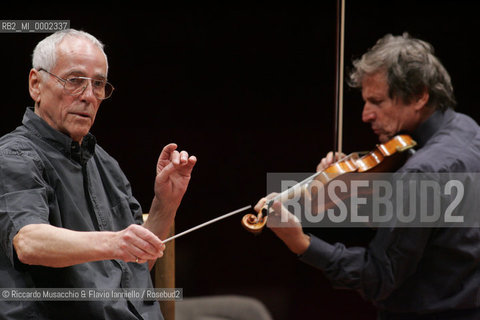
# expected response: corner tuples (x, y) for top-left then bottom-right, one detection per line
(38, 68), (114, 100)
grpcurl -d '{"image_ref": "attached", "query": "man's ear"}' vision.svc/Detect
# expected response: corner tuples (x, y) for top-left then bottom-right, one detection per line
(414, 88), (430, 111)
(29, 69), (42, 104)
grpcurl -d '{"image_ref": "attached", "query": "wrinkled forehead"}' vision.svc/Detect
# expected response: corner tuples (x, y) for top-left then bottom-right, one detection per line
(53, 36), (107, 78)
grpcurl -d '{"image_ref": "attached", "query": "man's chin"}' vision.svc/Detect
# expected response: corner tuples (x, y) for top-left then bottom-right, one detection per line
(377, 133), (391, 143)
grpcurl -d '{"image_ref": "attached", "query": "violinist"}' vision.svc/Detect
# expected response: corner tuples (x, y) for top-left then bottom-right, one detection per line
(256, 33), (480, 319)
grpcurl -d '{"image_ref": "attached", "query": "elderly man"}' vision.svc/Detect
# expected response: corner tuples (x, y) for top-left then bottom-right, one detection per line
(0, 29), (196, 319)
(257, 33), (480, 319)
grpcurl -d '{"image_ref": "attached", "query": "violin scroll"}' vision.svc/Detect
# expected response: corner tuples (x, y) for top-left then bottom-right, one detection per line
(241, 207), (268, 234)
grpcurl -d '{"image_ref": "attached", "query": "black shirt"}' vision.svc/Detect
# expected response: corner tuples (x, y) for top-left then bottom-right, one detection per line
(0, 108), (163, 319)
(300, 109), (480, 316)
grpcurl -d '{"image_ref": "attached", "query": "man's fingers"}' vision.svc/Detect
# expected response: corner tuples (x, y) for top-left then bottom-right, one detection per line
(118, 225), (165, 262)
(254, 192), (279, 212)
(187, 155), (197, 168)
(172, 151), (196, 167)
(179, 150), (189, 164)
(129, 235), (163, 258)
(270, 200), (300, 226)
(326, 151), (334, 164)
(317, 152), (333, 172)
(156, 144), (196, 179)
(170, 150), (181, 165)
(157, 156), (196, 184)
(159, 143), (178, 161)
(130, 225), (164, 251)
(128, 246), (162, 263)
(317, 151), (347, 172)
(254, 197), (267, 212)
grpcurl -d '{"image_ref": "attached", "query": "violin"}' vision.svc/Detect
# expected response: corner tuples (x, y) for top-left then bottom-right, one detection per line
(241, 134), (417, 234)
(241, 1), (417, 234)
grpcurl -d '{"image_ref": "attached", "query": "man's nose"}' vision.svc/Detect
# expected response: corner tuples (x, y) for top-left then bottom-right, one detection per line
(362, 103), (376, 123)
(78, 81), (96, 101)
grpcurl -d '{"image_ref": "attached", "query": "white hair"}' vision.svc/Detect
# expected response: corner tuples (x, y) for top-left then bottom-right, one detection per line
(32, 28), (108, 74)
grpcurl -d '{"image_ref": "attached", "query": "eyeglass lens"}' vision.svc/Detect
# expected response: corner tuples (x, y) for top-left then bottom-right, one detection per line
(65, 78), (113, 99)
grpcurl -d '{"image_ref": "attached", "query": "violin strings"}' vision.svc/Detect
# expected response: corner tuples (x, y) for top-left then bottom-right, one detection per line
(269, 171), (322, 206)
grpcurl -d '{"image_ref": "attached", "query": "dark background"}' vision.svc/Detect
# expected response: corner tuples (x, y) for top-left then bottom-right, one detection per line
(2, 1), (480, 319)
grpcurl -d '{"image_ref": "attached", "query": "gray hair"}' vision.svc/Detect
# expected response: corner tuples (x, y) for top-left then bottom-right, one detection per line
(32, 28), (108, 74)
(348, 33), (456, 111)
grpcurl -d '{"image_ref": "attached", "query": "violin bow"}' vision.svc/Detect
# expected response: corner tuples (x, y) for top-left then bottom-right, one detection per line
(333, 0), (346, 157)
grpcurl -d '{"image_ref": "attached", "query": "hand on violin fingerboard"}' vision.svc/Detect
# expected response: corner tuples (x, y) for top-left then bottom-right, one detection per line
(268, 201), (311, 255)
(316, 151), (347, 172)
